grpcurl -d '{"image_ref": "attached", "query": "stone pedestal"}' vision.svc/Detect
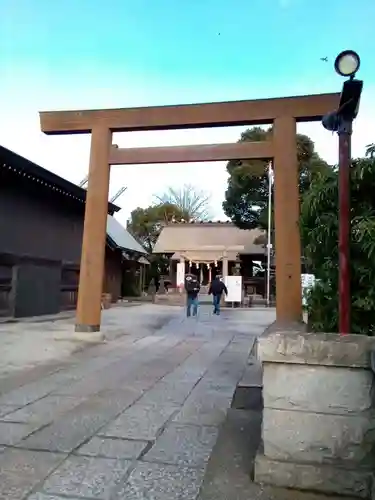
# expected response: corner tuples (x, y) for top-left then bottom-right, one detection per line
(254, 331), (375, 499)
(72, 331), (105, 343)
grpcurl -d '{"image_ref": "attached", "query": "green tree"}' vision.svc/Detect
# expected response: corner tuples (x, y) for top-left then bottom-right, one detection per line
(300, 156), (375, 335)
(127, 202), (187, 253)
(127, 202), (188, 284)
(222, 127), (330, 231)
(154, 184), (212, 221)
(366, 143), (375, 158)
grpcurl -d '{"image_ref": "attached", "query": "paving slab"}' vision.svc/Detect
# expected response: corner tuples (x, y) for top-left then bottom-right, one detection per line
(39, 455), (132, 499)
(0, 405), (21, 418)
(144, 423), (219, 467)
(0, 421), (41, 445)
(74, 436), (149, 459)
(99, 403), (178, 441)
(161, 343), (229, 385)
(1, 395), (86, 425)
(0, 377), (64, 406)
(17, 389), (141, 453)
(0, 448), (66, 500)
(27, 494), (82, 500)
(173, 389), (234, 427)
(135, 380), (196, 407)
(112, 461), (206, 500)
(50, 336), (181, 397)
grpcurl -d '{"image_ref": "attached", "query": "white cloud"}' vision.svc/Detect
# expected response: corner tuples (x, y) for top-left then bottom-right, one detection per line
(1, 88), (373, 228)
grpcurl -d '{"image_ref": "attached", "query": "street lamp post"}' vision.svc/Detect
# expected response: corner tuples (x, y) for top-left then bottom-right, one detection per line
(322, 50), (363, 335)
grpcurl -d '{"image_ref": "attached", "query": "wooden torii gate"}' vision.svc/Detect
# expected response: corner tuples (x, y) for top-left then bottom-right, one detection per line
(39, 92), (339, 334)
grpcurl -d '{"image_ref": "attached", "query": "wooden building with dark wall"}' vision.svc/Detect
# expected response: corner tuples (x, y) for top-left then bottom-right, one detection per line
(105, 215), (149, 300)
(0, 145), (147, 318)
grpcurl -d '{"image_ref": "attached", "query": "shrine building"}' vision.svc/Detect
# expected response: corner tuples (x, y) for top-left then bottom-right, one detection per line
(153, 221), (268, 296)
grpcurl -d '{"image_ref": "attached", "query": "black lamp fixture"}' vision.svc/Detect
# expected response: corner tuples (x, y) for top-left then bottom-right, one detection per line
(322, 50), (363, 132)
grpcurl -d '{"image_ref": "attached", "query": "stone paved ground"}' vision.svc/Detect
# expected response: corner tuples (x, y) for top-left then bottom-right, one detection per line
(0, 304), (174, 379)
(0, 304), (275, 499)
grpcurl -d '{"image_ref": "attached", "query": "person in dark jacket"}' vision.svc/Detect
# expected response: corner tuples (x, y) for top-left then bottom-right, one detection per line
(208, 275), (228, 315)
(184, 273), (200, 317)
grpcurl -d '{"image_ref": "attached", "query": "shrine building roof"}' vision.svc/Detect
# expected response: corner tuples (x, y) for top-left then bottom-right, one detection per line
(153, 221), (265, 257)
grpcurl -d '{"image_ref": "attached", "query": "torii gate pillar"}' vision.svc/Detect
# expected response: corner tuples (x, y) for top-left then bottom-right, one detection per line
(75, 127), (112, 334)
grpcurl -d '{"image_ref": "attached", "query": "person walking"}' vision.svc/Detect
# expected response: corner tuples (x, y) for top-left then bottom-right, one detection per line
(184, 273), (200, 318)
(208, 275), (228, 315)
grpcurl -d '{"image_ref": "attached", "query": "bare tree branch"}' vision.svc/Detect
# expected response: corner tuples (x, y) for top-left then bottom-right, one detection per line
(154, 184), (213, 221)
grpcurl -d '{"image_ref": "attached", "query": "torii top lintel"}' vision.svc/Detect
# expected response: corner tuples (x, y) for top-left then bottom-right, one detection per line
(39, 93), (340, 135)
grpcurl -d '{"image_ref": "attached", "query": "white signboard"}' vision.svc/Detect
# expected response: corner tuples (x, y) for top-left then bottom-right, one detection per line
(301, 273), (316, 306)
(224, 276), (242, 302)
(176, 263), (185, 289)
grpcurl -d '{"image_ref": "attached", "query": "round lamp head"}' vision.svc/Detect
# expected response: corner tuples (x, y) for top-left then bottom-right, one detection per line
(334, 50), (360, 77)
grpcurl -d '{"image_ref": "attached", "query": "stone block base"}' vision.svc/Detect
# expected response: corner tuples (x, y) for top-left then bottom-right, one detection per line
(73, 328), (105, 343)
(255, 330), (375, 499)
(254, 454), (373, 499)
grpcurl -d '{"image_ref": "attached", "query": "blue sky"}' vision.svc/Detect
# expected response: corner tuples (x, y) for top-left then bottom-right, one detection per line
(1, 0), (374, 224)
